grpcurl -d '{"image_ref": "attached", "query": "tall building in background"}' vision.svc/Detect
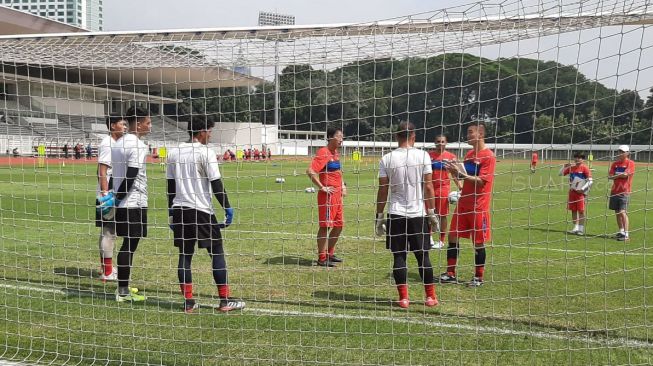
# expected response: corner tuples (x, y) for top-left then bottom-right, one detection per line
(0, 0), (102, 31)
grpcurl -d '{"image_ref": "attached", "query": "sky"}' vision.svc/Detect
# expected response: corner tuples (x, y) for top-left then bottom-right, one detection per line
(102, 0), (653, 94)
(103, 0), (465, 31)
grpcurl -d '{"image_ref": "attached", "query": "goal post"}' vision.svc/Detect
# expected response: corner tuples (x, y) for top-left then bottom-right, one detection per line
(1, 0), (653, 364)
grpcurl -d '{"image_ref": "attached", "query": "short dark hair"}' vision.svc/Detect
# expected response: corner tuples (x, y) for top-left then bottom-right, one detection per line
(573, 151), (586, 159)
(105, 114), (124, 130)
(467, 121), (487, 135)
(326, 126), (342, 139)
(435, 134), (448, 142)
(125, 106), (150, 125)
(396, 121), (415, 140)
(188, 115), (215, 137)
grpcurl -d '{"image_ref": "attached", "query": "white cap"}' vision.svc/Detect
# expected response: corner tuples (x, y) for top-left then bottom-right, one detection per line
(618, 145), (630, 152)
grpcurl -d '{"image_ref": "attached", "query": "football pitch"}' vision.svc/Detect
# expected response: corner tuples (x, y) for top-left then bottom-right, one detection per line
(0, 158), (652, 365)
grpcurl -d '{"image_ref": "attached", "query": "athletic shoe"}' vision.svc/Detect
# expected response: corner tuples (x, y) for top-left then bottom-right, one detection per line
(617, 235), (630, 242)
(184, 299), (199, 314)
(430, 241), (444, 250)
(397, 298), (410, 309)
(100, 267), (117, 282)
(116, 290), (146, 303)
(328, 255), (343, 263)
(615, 232), (626, 239)
(576, 230), (584, 236)
(218, 299), (246, 312)
(467, 277), (484, 287)
(567, 229), (579, 235)
(425, 296), (439, 307)
(316, 258), (336, 267)
(439, 272), (458, 284)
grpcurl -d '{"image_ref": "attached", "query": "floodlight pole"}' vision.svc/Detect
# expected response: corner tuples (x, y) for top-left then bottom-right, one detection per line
(258, 11), (295, 129)
(274, 40), (279, 128)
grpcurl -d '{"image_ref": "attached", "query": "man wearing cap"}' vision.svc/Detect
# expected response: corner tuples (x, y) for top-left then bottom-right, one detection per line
(608, 145), (635, 241)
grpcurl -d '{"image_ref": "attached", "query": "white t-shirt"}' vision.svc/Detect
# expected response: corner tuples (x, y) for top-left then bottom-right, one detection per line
(96, 134), (113, 195)
(379, 147), (432, 218)
(111, 133), (148, 208)
(166, 142), (221, 215)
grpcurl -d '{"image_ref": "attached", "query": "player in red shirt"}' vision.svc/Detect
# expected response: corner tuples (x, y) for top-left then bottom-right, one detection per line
(429, 134), (463, 249)
(306, 127), (346, 267)
(441, 122), (496, 287)
(608, 145), (635, 241)
(560, 152), (593, 236)
(530, 151), (538, 173)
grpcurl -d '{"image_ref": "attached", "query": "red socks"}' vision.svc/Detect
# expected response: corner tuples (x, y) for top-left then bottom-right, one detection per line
(446, 258), (457, 276)
(318, 252), (327, 262)
(102, 258), (113, 276)
(218, 284), (230, 299)
(327, 247), (335, 257)
(475, 266), (485, 279)
(180, 283), (193, 299)
(396, 284), (408, 300)
(424, 284), (436, 299)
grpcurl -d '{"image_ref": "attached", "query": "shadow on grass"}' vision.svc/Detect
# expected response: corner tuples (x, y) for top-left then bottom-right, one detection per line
(312, 290), (394, 308)
(528, 227), (616, 240)
(53, 266), (98, 279)
(262, 256), (314, 267)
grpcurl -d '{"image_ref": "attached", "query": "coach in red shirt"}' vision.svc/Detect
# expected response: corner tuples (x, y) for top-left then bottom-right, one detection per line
(608, 145), (635, 241)
(307, 127), (346, 267)
(441, 122), (496, 287)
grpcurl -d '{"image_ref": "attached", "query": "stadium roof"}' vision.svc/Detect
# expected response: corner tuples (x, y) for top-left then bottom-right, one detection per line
(0, 7), (261, 91)
(0, 6), (86, 35)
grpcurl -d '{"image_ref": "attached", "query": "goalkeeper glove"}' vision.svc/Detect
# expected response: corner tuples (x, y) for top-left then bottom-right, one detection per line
(97, 192), (119, 220)
(427, 209), (440, 233)
(375, 213), (386, 236)
(168, 208), (174, 231)
(224, 207), (234, 227)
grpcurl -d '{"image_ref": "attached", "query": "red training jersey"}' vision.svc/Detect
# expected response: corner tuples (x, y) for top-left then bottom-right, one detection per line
(532, 152), (538, 163)
(429, 150), (457, 193)
(458, 148), (496, 213)
(609, 159), (635, 195)
(310, 147), (342, 189)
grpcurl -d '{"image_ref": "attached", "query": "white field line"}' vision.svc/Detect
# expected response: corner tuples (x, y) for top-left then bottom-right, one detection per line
(1, 282), (651, 350)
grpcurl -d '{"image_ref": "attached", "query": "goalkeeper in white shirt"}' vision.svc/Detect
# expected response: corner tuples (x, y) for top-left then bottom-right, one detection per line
(95, 114), (127, 282)
(166, 116), (243, 313)
(375, 121), (440, 309)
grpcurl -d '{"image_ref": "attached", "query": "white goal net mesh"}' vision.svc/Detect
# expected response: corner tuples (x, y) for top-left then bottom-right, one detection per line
(0, 0), (652, 365)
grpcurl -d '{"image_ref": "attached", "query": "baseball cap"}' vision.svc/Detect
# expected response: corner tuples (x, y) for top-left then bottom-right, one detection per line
(618, 145), (630, 152)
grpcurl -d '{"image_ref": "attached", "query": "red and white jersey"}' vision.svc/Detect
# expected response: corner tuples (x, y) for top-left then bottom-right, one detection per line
(609, 159), (635, 195)
(457, 148), (496, 213)
(562, 164), (591, 190)
(429, 150), (457, 193)
(310, 147), (342, 190)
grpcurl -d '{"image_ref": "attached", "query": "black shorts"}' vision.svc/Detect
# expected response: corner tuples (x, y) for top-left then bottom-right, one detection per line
(115, 207), (148, 238)
(609, 194), (630, 212)
(171, 207), (222, 249)
(385, 214), (430, 253)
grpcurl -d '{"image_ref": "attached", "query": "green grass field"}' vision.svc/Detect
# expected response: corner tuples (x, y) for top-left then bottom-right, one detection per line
(1, 158), (652, 365)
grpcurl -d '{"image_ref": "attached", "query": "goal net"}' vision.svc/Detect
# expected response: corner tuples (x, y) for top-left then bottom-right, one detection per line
(1, 0), (652, 364)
